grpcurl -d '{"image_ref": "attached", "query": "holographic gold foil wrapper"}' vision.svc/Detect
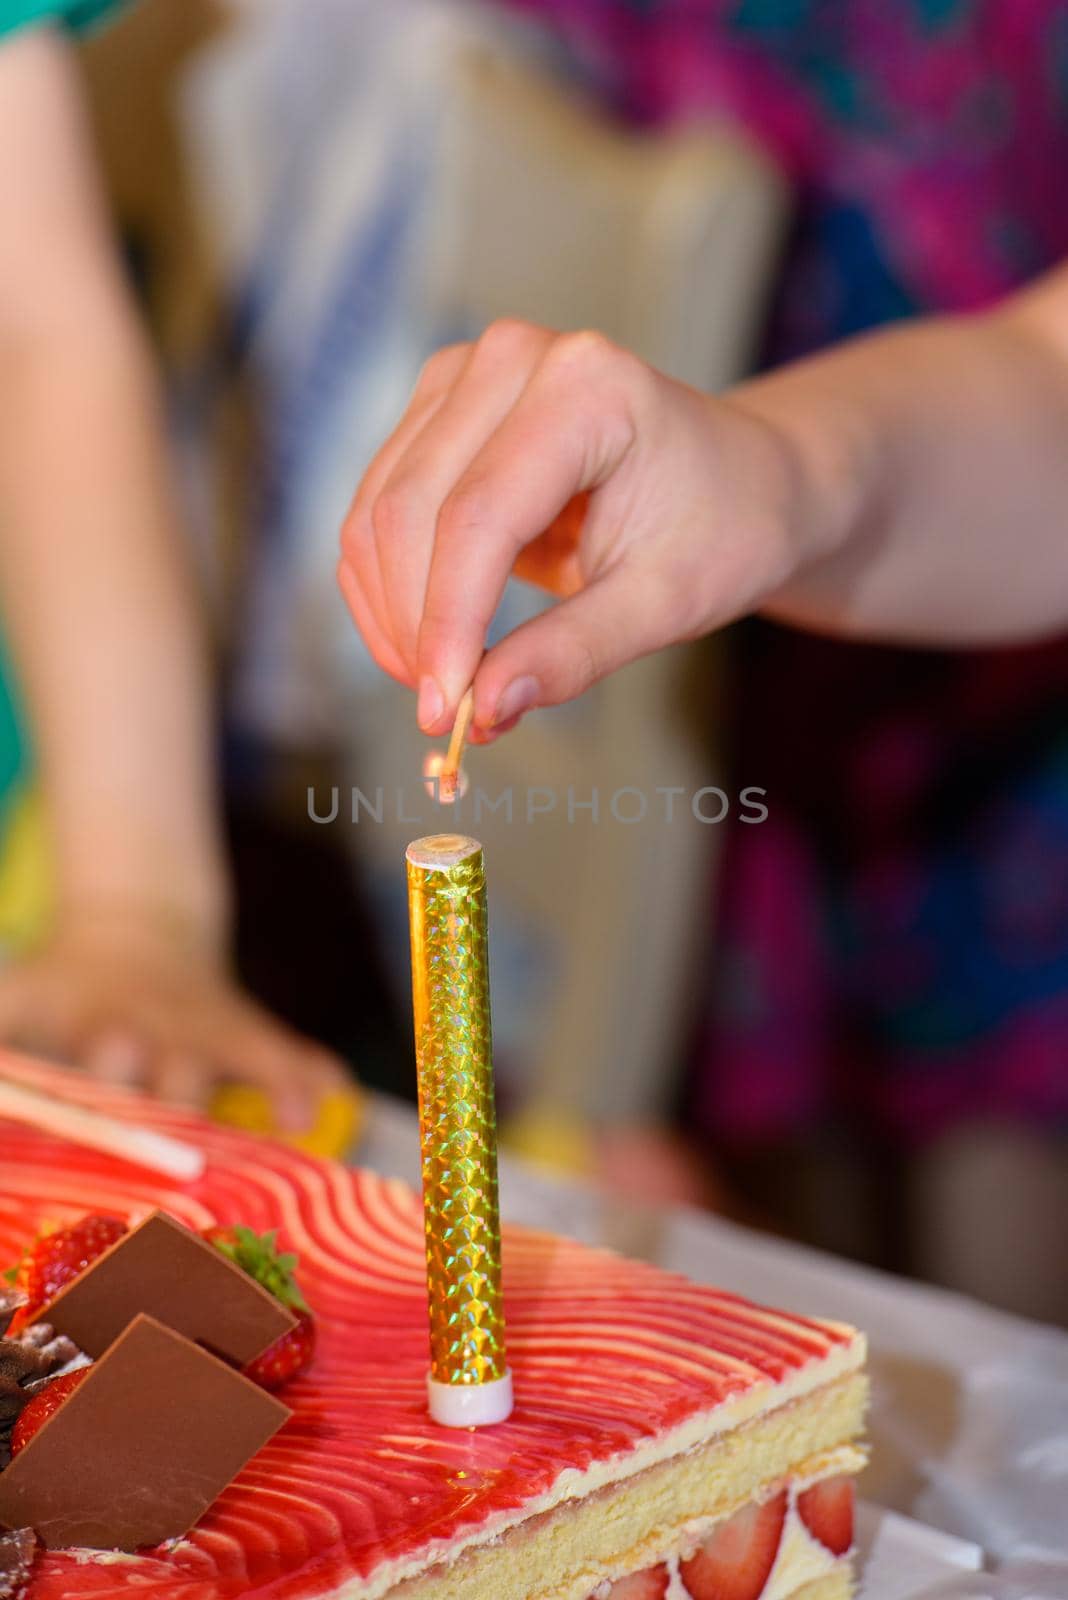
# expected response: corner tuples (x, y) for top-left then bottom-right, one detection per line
(406, 835), (510, 1417)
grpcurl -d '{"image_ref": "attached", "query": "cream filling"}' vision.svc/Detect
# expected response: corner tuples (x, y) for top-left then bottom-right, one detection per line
(354, 1344), (866, 1600)
(764, 1454), (864, 1600)
(651, 1448), (866, 1600)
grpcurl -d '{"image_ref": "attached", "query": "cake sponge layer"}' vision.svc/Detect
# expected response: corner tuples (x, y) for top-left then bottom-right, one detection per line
(394, 1373), (867, 1600)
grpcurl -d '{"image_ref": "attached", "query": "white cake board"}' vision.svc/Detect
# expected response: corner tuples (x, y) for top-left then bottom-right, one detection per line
(858, 1503), (984, 1597)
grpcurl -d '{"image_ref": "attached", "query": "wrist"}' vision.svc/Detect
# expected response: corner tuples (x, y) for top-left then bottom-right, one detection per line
(51, 890), (230, 969)
(729, 369), (876, 589)
(48, 815), (231, 961)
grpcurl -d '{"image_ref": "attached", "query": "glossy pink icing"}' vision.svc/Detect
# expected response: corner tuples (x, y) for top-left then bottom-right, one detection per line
(0, 1057), (857, 1599)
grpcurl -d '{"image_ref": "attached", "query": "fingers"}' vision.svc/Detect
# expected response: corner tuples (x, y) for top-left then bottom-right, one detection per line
(340, 323), (709, 734)
(94, 1001), (348, 1135)
(471, 562), (670, 726)
(81, 1029), (149, 1089)
(511, 491), (590, 595)
(0, 949), (352, 1135)
(337, 557), (408, 685)
(339, 342), (472, 690)
(210, 999), (350, 1133)
(343, 322), (638, 731)
(467, 709), (523, 746)
(417, 331), (641, 723)
(152, 1050), (212, 1112)
(369, 322), (556, 705)
(0, 967), (81, 1063)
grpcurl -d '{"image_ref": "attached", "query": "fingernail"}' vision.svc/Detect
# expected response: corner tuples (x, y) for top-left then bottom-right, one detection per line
(417, 676), (444, 732)
(472, 711), (523, 745)
(492, 675), (539, 727)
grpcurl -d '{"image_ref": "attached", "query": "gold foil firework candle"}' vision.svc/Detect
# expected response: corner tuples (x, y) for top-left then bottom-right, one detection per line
(406, 834), (513, 1427)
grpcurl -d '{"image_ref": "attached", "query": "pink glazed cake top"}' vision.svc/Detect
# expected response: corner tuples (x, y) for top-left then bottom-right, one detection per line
(0, 1057), (858, 1599)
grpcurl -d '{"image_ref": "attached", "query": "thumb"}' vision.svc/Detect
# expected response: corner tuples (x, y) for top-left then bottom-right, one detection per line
(471, 564), (670, 729)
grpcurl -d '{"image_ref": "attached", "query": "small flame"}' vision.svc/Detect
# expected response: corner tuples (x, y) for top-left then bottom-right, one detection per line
(423, 751), (469, 804)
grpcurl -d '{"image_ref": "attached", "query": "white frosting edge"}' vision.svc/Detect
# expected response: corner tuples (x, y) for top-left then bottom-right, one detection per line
(346, 1332), (867, 1600)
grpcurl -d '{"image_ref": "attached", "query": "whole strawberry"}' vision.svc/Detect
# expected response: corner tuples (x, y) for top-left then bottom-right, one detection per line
(8, 1215), (128, 1327)
(11, 1368), (89, 1457)
(203, 1225), (315, 1391)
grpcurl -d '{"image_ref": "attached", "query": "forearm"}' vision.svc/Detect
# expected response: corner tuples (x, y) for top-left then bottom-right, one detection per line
(741, 266), (1068, 645)
(0, 314), (228, 949)
(0, 28), (228, 951)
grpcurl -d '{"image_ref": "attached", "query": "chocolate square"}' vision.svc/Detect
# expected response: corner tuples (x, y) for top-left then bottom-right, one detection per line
(0, 1314), (289, 1550)
(40, 1211), (295, 1365)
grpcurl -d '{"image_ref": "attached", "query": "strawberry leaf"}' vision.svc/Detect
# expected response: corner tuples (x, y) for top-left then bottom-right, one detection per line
(208, 1226), (309, 1312)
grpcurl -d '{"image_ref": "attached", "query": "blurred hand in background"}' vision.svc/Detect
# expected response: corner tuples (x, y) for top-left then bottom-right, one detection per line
(0, 904), (345, 1130)
(0, 24), (349, 1126)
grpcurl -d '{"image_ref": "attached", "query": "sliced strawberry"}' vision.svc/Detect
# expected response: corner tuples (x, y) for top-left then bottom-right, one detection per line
(11, 1368), (90, 1456)
(7, 1214), (127, 1326)
(602, 1564), (670, 1599)
(797, 1475), (854, 1556)
(679, 1490), (786, 1600)
(243, 1308), (316, 1391)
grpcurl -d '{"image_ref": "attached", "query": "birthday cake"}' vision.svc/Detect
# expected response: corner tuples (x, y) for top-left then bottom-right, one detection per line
(0, 1054), (867, 1600)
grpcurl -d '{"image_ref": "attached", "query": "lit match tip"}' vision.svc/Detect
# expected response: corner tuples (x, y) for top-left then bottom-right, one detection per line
(423, 750), (469, 803)
(422, 687), (474, 805)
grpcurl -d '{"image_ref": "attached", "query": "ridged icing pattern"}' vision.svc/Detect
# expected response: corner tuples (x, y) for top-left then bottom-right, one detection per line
(0, 1058), (858, 1599)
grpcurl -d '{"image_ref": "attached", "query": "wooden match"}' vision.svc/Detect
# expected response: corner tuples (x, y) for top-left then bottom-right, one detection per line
(423, 688), (475, 804)
(443, 688), (474, 792)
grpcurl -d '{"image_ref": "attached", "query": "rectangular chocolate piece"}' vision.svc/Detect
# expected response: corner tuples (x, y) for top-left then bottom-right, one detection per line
(40, 1210), (295, 1365)
(0, 1314), (290, 1550)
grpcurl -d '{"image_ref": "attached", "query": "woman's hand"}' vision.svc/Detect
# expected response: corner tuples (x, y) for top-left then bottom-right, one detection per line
(338, 320), (820, 741)
(0, 907), (349, 1130)
(341, 273), (1068, 712)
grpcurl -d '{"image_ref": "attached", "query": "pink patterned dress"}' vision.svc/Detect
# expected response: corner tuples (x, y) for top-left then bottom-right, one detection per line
(502, 0), (1068, 1145)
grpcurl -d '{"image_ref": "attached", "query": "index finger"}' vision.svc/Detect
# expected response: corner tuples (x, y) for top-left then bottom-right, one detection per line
(339, 343), (472, 684)
(418, 335), (637, 718)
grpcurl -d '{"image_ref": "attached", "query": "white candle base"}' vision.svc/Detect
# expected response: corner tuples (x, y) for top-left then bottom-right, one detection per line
(427, 1370), (514, 1428)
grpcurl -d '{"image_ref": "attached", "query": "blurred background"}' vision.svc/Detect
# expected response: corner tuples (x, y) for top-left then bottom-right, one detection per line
(3, 0), (1066, 1327)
